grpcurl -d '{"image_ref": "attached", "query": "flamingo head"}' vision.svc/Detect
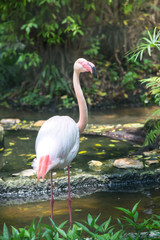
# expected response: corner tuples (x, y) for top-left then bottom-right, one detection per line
(74, 58), (97, 78)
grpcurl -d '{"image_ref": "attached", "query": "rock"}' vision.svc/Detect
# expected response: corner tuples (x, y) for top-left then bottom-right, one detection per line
(143, 151), (157, 156)
(1, 118), (21, 130)
(12, 169), (36, 177)
(1, 118), (21, 125)
(88, 160), (103, 171)
(88, 160), (103, 167)
(143, 151), (152, 156)
(0, 125), (4, 148)
(123, 123), (144, 128)
(33, 120), (46, 127)
(146, 160), (159, 165)
(113, 158), (144, 169)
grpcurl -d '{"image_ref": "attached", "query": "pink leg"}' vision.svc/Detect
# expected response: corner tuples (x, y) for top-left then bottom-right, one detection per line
(67, 166), (72, 225)
(50, 170), (54, 220)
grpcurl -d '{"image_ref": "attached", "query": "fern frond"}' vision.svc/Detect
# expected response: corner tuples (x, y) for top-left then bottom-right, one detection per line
(144, 120), (160, 146)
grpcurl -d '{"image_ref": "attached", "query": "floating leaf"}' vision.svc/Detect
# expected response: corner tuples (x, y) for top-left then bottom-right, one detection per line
(5, 148), (12, 151)
(80, 137), (88, 143)
(108, 144), (115, 147)
(78, 151), (87, 154)
(96, 151), (105, 155)
(74, 209), (82, 212)
(17, 137), (29, 140)
(27, 162), (33, 166)
(95, 143), (102, 147)
(110, 140), (119, 143)
(3, 151), (12, 157)
(19, 154), (26, 157)
(26, 154), (36, 160)
(9, 142), (15, 146)
(0, 147), (4, 151)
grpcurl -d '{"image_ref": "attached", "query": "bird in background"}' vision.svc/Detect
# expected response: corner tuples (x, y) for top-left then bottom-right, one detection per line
(32, 58), (97, 224)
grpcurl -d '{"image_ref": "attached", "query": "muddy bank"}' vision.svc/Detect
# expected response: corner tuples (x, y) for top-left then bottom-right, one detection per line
(1, 169), (160, 206)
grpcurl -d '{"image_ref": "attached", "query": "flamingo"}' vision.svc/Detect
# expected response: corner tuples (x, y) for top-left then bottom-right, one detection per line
(32, 58), (97, 224)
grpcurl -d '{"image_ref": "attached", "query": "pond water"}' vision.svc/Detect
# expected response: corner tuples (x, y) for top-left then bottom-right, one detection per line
(0, 105), (160, 232)
(0, 105), (158, 124)
(1, 189), (160, 232)
(0, 131), (136, 178)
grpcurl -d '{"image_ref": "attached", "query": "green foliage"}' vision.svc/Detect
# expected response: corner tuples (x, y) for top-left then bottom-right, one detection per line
(144, 119), (160, 146)
(141, 77), (160, 105)
(20, 91), (51, 107)
(16, 52), (41, 70)
(121, 71), (139, 91)
(1, 202), (160, 239)
(126, 27), (160, 61)
(126, 27), (160, 145)
(0, 0), (159, 108)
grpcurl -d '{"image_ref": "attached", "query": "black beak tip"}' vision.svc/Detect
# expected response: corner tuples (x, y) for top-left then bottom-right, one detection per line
(92, 66), (97, 78)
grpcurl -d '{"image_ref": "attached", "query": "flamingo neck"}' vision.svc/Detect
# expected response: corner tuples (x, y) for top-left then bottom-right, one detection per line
(73, 71), (88, 134)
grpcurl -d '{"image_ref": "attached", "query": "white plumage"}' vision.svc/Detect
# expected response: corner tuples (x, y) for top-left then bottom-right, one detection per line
(33, 116), (79, 176)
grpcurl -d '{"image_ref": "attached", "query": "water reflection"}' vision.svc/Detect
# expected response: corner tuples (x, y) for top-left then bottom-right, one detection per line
(1, 189), (160, 232)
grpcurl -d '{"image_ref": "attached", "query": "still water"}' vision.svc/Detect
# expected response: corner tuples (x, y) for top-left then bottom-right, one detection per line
(0, 105), (158, 124)
(0, 106), (160, 232)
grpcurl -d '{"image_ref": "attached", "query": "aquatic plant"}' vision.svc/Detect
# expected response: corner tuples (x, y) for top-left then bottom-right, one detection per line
(0, 202), (160, 239)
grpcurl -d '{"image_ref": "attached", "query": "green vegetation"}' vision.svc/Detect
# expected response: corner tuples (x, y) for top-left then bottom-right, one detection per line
(127, 27), (160, 146)
(0, 0), (159, 109)
(1, 202), (160, 239)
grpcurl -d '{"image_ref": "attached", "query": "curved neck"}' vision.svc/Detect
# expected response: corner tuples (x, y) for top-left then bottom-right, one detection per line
(73, 71), (88, 134)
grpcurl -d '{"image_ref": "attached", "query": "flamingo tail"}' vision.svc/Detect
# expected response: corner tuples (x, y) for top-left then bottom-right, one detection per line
(33, 155), (51, 182)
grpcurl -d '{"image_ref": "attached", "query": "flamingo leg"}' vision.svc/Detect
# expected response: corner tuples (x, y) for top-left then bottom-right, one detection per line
(50, 170), (54, 220)
(67, 166), (72, 225)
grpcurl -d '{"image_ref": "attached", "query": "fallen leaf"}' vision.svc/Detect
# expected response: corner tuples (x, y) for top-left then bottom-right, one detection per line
(74, 209), (82, 212)
(95, 143), (102, 147)
(96, 152), (105, 155)
(108, 144), (115, 147)
(78, 151), (87, 154)
(17, 137), (30, 140)
(9, 142), (15, 146)
(110, 140), (119, 143)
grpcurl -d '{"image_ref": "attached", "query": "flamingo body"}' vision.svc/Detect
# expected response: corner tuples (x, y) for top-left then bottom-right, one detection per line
(33, 116), (79, 181)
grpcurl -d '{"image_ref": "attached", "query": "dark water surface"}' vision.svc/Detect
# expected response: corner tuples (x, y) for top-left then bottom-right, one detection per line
(0, 106), (160, 232)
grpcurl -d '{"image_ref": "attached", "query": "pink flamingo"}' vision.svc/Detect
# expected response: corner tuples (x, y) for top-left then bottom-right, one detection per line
(32, 58), (97, 224)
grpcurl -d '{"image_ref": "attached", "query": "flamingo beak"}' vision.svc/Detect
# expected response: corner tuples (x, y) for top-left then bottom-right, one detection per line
(92, 66), (97, 78)
(88, 64), (97, 78)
